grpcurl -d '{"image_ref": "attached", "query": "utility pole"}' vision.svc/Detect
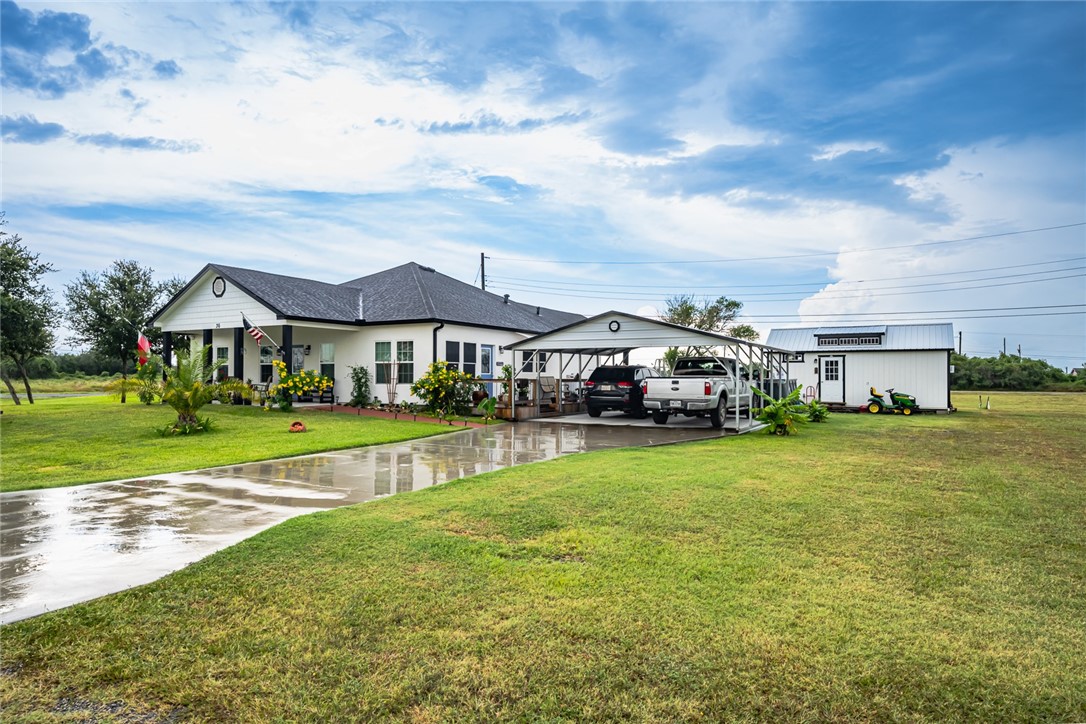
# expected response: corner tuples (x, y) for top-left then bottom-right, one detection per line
(958, 331), (962, 355)
(1017, 344), (1022, 360)
(1003, 337), (1006, 356)
(480, 252), (487, 291)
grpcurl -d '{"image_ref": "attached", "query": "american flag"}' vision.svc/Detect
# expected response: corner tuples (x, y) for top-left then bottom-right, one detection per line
(242, 315), (266, 344)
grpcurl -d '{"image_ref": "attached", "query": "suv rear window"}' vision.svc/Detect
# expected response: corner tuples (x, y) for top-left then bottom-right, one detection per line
(588, 366), (639, 383)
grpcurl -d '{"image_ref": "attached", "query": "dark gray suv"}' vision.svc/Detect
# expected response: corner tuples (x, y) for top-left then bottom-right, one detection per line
(584, 365), (661, 418)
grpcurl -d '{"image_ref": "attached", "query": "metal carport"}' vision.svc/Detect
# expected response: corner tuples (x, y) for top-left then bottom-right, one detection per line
(503, 310), (797, 430)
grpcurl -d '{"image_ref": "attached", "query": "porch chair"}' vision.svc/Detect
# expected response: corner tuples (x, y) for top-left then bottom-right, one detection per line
(538, 375), (558, 410)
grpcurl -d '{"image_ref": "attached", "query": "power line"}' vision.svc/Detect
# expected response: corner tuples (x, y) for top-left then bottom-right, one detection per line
(489, 222), (1086, 265)
(491, 267), (1084, 299)
(737, 312), (1084, 323)
(489, 256), (1086, 290)
(489, 271), (1085, 303)
(736, 304), (1085, 316)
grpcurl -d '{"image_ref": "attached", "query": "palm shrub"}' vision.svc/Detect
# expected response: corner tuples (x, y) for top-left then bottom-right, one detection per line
(130, 341), (252, 434)
(807, 398), (830, 423)
(105, 354), (163, 405)
(752, 385), (808, 436)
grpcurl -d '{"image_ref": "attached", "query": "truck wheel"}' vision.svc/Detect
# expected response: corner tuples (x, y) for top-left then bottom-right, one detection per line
(588, 408), (602, 418)
(710, 395), (727, 429)
(651, 411), (669, 425)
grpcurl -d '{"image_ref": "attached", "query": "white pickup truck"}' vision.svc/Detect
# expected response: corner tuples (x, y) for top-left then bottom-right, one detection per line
(641, 356), (752, 428)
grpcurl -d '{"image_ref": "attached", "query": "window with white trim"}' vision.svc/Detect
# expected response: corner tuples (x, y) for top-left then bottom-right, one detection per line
(396, 341), (414, 384)
(817, 336), (881, 346)
(320, 343), (335, 380)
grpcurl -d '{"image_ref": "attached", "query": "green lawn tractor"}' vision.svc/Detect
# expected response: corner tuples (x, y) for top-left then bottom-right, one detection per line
(866, 387), (920, 415)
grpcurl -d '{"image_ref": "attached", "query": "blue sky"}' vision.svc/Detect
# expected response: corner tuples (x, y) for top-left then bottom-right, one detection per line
(2, 1), (1084, 366)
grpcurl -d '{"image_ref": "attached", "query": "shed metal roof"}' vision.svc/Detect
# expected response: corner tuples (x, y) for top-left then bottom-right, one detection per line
(814, 325), (887, 336)
(766, 323), (954, 352)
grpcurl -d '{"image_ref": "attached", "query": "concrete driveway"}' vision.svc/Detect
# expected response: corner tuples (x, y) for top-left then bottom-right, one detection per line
(1, 421), (725, 624)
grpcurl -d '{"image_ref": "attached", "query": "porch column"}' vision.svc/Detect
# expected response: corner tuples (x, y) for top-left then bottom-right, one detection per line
(233, 327), (245, 380)
(162, 331), (173, 368)
(203, 329), (213, 376)
(281, 325), (293, 372)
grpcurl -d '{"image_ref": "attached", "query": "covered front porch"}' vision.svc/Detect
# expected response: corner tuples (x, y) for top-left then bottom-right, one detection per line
(161, 319), (354, 402)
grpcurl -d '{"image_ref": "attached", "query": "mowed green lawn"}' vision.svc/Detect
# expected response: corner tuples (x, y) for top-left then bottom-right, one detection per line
(2, 393), (1084, 721)
(0, 396), (452, 492)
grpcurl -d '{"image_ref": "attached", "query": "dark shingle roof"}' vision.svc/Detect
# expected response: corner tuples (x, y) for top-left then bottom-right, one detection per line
(162, 262), (583, 333)
(212, 264), (360, 321)
(340, 263), (583, 332)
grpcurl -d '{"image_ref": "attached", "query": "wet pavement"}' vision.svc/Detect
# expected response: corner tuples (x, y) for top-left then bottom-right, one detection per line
(1, 420), (726, 624)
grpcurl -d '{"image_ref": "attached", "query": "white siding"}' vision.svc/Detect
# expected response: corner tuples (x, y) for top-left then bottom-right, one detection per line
(790, 350), (951, 410)
(157, 271), (278, 331)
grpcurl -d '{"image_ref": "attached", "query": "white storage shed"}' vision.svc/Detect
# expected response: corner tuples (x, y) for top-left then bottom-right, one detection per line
(766, 323), (955, 412)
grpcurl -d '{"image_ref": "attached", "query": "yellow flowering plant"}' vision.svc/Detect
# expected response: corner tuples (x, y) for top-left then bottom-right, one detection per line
(410, 361), (479, 416)
(270, 359), (334, 412)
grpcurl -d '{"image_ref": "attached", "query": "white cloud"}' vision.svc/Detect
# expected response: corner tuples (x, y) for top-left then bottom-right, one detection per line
(811, 141), (889, 161)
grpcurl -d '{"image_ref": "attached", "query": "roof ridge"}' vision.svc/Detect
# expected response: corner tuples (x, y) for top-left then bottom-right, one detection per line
(212, 263), (347, 292)
(409, 262), (436, 318)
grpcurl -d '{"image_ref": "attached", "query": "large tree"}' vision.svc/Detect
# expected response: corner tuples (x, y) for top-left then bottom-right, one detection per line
(64, 260), (171, 403)
(660, 294), (758, 369)
(0, 217), (60, 404)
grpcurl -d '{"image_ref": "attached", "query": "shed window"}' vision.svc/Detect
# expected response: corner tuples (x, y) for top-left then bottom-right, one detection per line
(817, 336), (881, 347)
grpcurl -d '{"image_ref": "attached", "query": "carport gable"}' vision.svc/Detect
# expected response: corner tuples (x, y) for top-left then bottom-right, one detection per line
(504, 310), (748, 356)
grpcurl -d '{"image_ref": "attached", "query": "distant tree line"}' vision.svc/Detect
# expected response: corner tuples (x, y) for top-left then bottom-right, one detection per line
(950, 353), (1084, 391)
(1, 352), (126, 379)
(1, 213), (185, 404)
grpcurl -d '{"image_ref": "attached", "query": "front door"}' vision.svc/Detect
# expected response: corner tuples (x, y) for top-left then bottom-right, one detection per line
(818, 355), (845, 404)
(480, 344), (495, 396)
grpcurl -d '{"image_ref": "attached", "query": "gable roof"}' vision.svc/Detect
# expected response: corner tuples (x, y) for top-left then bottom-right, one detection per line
(766, 323), (954, 352)
(506, 310), (793, 355)
(152, 262), (582, 334)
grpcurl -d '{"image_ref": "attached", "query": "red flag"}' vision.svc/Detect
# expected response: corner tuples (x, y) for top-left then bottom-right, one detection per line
(137, 333), (151, 366)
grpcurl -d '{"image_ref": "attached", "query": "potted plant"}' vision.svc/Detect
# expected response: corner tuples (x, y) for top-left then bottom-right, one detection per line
(498, 364), (513, 403)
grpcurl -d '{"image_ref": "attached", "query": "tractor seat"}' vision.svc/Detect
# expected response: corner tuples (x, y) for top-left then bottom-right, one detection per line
(870, 387), (885, 399)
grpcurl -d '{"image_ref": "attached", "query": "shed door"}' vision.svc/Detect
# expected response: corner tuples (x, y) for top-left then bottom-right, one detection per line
(818, 355), (845, 404)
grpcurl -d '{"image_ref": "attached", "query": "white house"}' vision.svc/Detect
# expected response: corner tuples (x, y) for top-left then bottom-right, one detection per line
(150, 262), (583, 403)
(766, 323), (955, 412)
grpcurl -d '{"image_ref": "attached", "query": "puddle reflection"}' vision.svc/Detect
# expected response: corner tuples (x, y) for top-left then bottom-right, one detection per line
(1, 421), (719, 624)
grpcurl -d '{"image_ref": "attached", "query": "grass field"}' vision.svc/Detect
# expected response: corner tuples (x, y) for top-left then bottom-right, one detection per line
(2, 376), (116, 395)
(0, 396), (453, 492)
(1, 392), (1084, 721)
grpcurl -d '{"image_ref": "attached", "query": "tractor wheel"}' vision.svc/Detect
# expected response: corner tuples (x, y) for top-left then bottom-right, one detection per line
(868, 401), (882, 414)
(902, 406), (913, 416)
